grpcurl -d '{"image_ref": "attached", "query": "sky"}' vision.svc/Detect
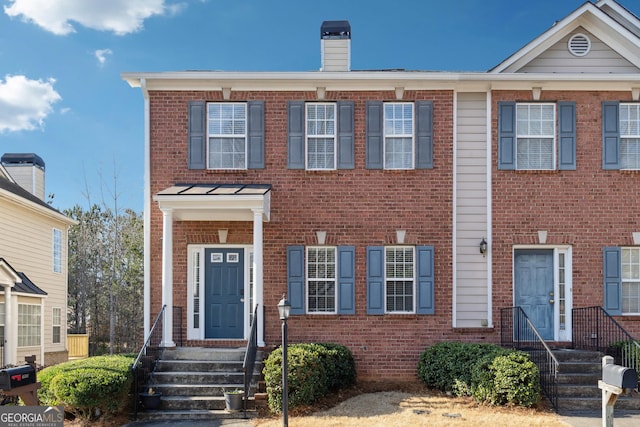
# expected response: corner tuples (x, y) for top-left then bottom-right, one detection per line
(1, 0), (640, 213)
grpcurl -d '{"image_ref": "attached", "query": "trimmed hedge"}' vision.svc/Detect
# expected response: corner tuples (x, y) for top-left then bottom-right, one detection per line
(418, 342), (541, 407)
(38, 355), (134, 420)
(263, 343), (356, 413)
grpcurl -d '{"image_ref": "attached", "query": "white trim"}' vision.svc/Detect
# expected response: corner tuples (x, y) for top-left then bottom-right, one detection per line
(515, 103), (557, 170)
(142, 78), (151, 340)
(305, 246), (338, 315)
(383, 102), (415, 170)
(305, 102), (337, 171)
(206, 102), (249, 170)
(486, 91), (493, 328)
(384, 246), (417, 314)
(452, 91), (458, 328)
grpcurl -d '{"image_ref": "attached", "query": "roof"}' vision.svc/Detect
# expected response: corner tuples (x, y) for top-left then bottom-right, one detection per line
(0, 258), (47, 296)
(0, 173), (74, 224)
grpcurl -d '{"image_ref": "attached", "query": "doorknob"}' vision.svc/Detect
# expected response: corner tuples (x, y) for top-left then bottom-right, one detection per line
(549, 292), (554, 296)
(549, 299), (554, 304)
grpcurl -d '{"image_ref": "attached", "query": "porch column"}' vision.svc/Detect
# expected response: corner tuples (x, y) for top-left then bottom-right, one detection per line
(161, 209), (176, 348)
(252, 208), (265, 347)
(4, 285), (13, 365)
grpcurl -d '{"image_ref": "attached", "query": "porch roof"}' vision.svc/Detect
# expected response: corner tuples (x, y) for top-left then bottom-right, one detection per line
(153, 183), (271, 221)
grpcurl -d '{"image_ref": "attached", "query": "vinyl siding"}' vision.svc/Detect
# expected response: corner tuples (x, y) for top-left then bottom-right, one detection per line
(0, 193), (70, 362)
(455, 92), (489, 328)
(519, 28), (639, 73)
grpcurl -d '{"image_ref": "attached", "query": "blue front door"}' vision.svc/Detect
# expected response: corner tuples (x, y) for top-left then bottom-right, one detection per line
(514, 249), (554, 341)
(205, 248), (244, 339)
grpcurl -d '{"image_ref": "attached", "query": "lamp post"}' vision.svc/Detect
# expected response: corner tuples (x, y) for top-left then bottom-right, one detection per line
(277, 295), (291, 427)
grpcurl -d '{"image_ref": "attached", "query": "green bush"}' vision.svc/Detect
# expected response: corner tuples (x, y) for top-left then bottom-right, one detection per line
(417, 342), (509, 395)
(38, 355), (134, 420)
(263, 343), (355, 413)
(484, 352), (541, 407)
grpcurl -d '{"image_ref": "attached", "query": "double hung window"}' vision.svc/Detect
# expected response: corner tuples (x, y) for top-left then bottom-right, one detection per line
(53, 228), (62, 273)
(306, 103), (336, 170)
(207, 103), (247, 169)
(52, 307), (61, 344)
(307, 247), (337, 313)
(622, 247), (640, 314)
(384, 103), (414, 169)
(619, 104), (640, 169)
(385, 246), (415, 312)
(516, 103), (556, 170)
(18, 304), (40, 347)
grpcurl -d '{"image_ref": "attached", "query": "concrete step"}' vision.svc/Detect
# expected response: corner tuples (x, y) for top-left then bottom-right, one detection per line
(149, 383), (248, 397)
(160, 395), (257, 411)
(135, 408), (257, 421)
(557, 384), (600, 398)
(152, 371), (246, 385)
(162, 347), (252, 362)
(553, 349), (603, 363)
(557, 394), (640, 412)
(557, 361), (602, 374)
(156, 359), (263, 373)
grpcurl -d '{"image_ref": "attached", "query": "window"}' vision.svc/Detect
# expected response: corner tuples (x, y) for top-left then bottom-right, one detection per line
(306, 104), (336, 170)
(207, 103), (247, 169)
(385, 246), (414, 312)
(52, 307), (61, 344)
(192, 250), (201, 329)
(384, 103), (414, 169)
(499, 101), (575, 170)
(307, 247), (337, 313)
(0, 303), (4, 345)
(53, 228), (62, 273)
(287, 246), (355, 315)
(622, 247), (640, 314)
(619, 104), (640, 169)
(18, 304), (40, 347)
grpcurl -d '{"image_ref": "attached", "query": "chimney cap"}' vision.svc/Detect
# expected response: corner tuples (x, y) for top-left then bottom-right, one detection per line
(1, 153), (45, 169)
(321, 20), (351, 39)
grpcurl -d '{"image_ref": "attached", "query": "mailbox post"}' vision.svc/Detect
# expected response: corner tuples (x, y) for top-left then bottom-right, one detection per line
(598, 355), (638, 427)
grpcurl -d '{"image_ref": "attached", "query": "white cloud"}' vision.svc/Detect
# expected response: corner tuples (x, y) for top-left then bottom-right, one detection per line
(0, 75), (62, 133)
(4, 0), (169, 36)
(94, 48), (113, 65)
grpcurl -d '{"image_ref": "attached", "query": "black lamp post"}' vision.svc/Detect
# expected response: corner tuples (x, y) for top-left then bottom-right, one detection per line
(277, 295), (291, 427)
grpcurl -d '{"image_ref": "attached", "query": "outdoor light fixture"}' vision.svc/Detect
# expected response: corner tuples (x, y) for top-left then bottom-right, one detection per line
(278, 295), (291, 427)
(479, 238), (487, 256)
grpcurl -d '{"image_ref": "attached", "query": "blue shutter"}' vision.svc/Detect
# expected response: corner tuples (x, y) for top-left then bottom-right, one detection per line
(337, 101), (355, 169)
(366, 246), (385, 315)
(337, 246), (355, 314)
(188, 101), (206, 169)
(416, 101), (434, 169)
(287, 246), (305, 314)
(247, 101), (265, 169)
(416, 246), (435, 314)
(558, 101), (576, 170)
(288, 101), (305, 169)
(602, 101), (621, 170)
(498, 102), (516, 170)
(366, 101), (384, 169)
(603, 247), (622, 316)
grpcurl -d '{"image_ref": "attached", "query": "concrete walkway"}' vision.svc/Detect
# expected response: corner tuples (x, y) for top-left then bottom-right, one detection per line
(122, 420), (254, 427)
(559, 410), (640, 427)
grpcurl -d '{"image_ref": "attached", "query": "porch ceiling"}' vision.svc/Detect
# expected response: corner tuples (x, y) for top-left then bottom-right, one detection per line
(153, 183), (271, 221)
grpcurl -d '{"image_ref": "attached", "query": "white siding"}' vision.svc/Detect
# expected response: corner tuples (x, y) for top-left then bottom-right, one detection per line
(321, 39), (350, 71)
(519, 28), (639, 73)
(455, 92), (489, 328)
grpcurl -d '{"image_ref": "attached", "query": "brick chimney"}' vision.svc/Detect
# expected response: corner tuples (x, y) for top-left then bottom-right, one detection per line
(320, 20), (351, 71)
(1, 153), (46, 201)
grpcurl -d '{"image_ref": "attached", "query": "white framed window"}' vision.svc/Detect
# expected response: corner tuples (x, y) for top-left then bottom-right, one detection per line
(622, 247), (640, 314)
(18, 304), (41, 347)
(619, 104), (640, 170)
(306, 103), (336, 170)
(516, 103), (556, 170)
(192, 250), (201, 330)
(207, 103), (247, 169)
(385, 246), (415, 313)
(384, 103), (414, 169)
(53, 228), (62, 273)
(306, 247), (337, 313)
(52, 307), (61, 344)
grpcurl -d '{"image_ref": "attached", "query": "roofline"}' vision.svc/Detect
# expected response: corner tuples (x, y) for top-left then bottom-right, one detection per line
(0, 187), (77, 226)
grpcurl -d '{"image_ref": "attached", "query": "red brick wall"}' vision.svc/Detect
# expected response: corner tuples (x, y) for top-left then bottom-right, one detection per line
(491, 90), (640, 337)
(148, 89), (461, 380)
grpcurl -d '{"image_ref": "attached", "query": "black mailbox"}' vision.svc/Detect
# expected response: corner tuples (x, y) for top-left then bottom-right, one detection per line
(0, 365), (36, 391)
(602, 363), (638, 389)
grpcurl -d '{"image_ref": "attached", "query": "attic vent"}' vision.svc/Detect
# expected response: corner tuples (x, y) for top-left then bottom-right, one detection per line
(568, 33), (591, 57)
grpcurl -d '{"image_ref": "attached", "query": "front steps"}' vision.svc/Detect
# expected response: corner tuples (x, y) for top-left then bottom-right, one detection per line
(135, 347), (263, 421)
(554, 349), (640, 413)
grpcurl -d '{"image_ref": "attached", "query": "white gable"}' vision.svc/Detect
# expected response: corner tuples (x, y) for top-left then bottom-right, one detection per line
(491, 1), (640, 73)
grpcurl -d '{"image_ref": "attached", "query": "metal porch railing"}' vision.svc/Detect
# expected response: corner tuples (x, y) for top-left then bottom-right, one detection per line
(573, 306), (640, 373)
(131, 304), (165, 418)
(242, 304), (260, 418)
(501, 307), (559, 410)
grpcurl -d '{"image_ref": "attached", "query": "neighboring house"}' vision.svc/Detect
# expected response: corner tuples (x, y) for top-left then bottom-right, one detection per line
(0, 153), (76, 367)
(123, 0), (640, 380)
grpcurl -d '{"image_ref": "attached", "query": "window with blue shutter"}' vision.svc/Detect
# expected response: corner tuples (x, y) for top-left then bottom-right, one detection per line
(416, 101), (434, 169)
(603, 247), (622, 315)
(287, 246), (305, 314)
(416, 246), (435, 314)
(558, 101), (576, 170)
(188, 101), (206, 169)
(366, 246), (385, 314)
(498, 102), (516, 170)
(287, 101), (305, 169)
(337, 246), (356, 314)
(337, 102), (355, 169)
(247, 101), (265, 169)
(602, 101), (620, 170)
(366, 101), (384, 169)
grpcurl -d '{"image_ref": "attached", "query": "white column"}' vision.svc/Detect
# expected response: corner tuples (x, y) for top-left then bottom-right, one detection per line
(161, 209), (176, 348)
(4, 285), (13, 365)
(252, 209), (265, 347)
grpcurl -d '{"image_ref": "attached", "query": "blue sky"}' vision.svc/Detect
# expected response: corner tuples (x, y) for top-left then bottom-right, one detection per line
(1, 0), (639, 212)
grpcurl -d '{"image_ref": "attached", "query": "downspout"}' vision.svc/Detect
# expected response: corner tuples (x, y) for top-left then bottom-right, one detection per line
(486, 90), (493, 327)
(141, 78), (151, 339)
(452, 91), (458, 328)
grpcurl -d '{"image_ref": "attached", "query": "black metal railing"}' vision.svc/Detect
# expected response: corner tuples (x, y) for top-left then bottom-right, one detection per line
(501, 307), (559, 410)
(242, 304), (259, 418)
(131, 305), (166, 418)
(573, 306), (640, 373)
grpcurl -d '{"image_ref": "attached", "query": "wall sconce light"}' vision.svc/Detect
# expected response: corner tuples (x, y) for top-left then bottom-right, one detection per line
(396, 230), (406, 244)
(316, 230), (326, 245)
(479, 238), (487, 256)
(218, 229), (228, 244)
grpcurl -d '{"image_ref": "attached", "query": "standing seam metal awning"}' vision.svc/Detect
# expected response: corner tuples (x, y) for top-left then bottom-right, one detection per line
(153, 183), (271, 221)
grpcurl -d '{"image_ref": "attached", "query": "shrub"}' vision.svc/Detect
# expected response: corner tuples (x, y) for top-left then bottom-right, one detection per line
(484, 352), (541, 407)
(263, 342), (355, 413)
(417, 342), (508, 395)
(38, 355), (134, 420)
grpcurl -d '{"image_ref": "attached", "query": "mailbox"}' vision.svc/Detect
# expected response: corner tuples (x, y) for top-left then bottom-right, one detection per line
(602, 363), (638, 389)
(0, 365), (36, 391)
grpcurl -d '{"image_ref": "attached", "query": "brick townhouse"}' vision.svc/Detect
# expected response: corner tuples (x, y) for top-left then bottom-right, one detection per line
(123, 0), (640, 380)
